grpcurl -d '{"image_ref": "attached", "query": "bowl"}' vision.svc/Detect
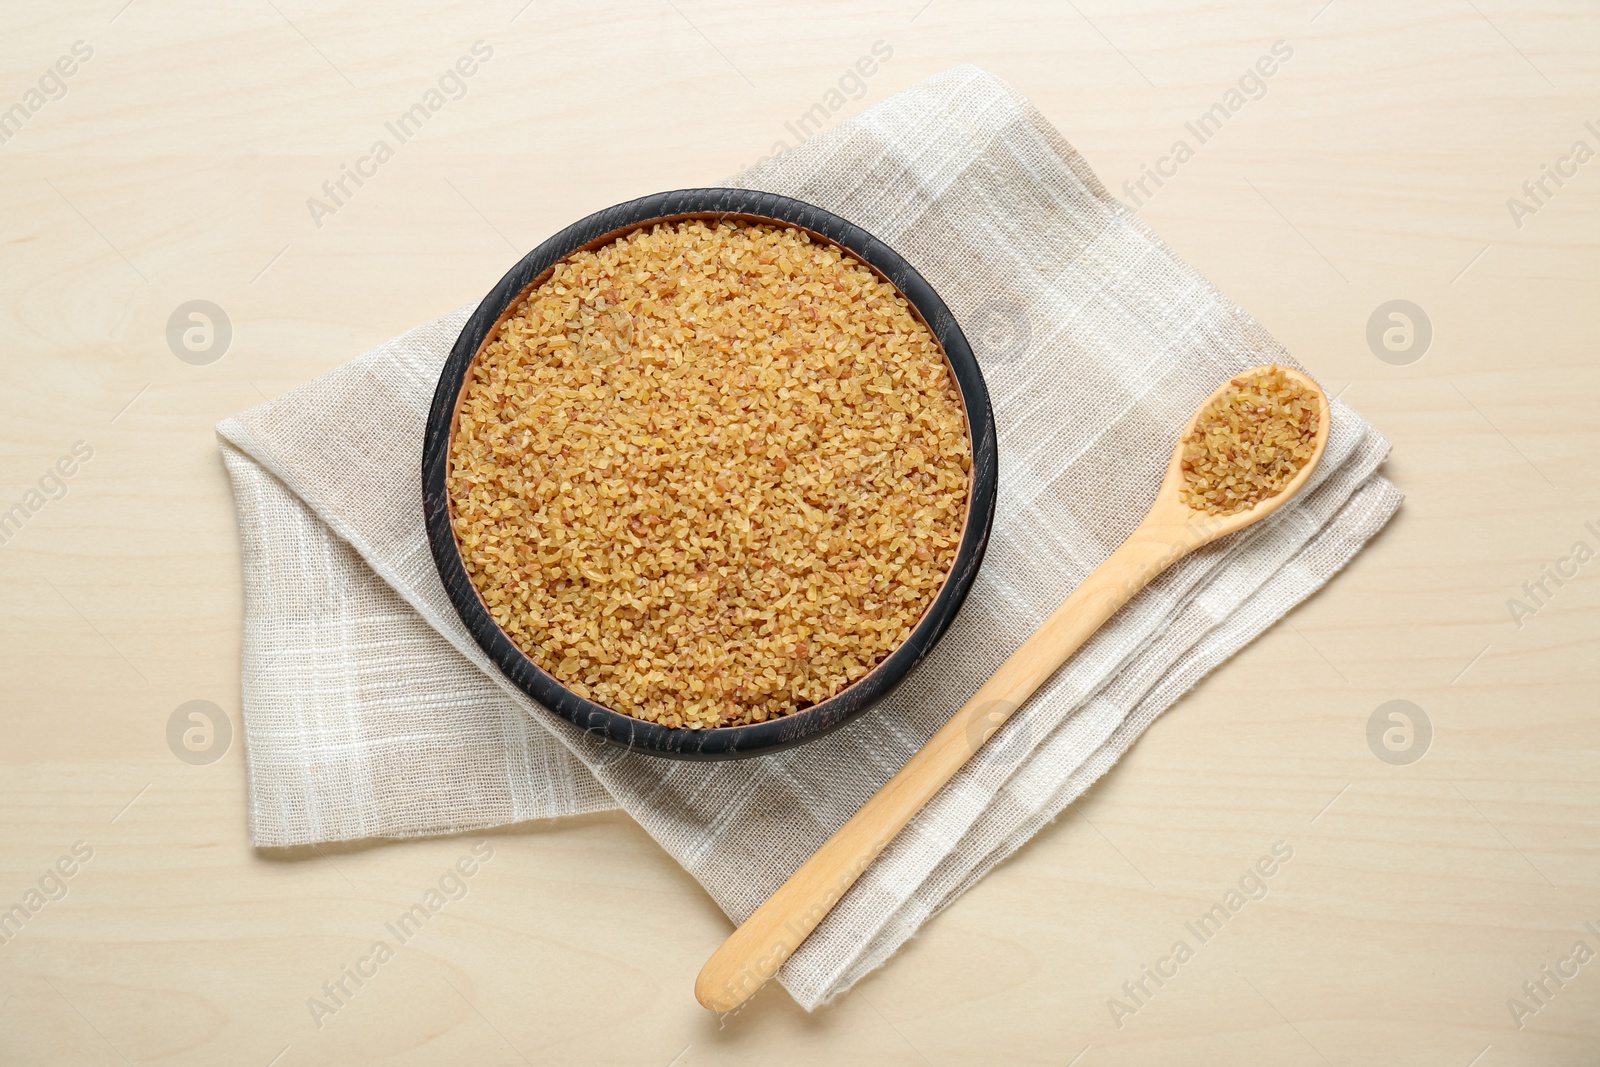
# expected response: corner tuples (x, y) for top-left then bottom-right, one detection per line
(422, 188), (998, 759)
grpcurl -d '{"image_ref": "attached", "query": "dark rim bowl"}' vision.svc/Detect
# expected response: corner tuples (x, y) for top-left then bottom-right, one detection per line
(423, 188), (998, 760)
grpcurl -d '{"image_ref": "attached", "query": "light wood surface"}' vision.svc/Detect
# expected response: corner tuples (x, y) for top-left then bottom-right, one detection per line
(697, 367), (1332, 1011)
(2, 2), (1596, 1064)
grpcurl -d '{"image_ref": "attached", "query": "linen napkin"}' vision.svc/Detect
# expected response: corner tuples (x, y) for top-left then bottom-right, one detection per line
(218, 65), (1401, 1009)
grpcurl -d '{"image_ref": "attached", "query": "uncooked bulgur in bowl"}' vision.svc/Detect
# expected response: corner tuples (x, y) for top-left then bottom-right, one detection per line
(423, 189), (998, 760)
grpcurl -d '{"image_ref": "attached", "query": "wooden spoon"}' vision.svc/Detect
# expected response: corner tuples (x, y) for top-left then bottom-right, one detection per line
(694, 365), (1331, 1013)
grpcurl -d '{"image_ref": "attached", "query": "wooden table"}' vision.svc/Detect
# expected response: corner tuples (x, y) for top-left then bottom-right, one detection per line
(2, 2), (1596, 1064)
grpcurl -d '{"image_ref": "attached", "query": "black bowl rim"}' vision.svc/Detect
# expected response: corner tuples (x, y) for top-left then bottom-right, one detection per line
(422, 187), (998, 760)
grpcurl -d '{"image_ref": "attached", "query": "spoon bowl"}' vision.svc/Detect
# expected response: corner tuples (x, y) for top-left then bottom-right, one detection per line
(1150, 363), (1332, 535)
(1113, 364), (1332, 597)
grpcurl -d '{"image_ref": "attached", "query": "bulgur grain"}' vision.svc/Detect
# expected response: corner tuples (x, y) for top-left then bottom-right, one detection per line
(1179, 366), (1321, 515)
(448, 220), (971, 729)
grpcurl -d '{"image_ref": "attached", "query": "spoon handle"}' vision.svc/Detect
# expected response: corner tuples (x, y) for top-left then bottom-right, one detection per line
(695, 518), (1196, 1012)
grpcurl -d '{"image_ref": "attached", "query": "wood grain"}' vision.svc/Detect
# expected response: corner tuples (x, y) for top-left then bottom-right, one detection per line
(1, 2), (1596, 1065)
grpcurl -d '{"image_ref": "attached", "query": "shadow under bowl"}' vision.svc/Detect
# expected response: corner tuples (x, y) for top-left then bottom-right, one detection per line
(422, 187), (998, 760)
